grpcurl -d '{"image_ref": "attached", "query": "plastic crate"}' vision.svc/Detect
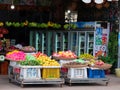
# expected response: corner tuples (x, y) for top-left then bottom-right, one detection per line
(42, 68), (60, 79)
(87, 68), (105, 78)
(61, 67), (68, 73)
(13, 67), (20, 74)
(19, 66), (41, 79)
(67, 67), (88, 79)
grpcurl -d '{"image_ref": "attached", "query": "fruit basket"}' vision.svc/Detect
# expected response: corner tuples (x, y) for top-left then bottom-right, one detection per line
(21, 46), (36, 53)
(52, 56), (77, 60)
(62, 63), (88, 68)
(89, 63), (112, 70)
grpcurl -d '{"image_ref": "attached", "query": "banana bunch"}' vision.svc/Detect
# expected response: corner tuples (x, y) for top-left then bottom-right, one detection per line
(28, 22), (37, 27)
(79, 53), (95, 60)
(5, 22), (12, 27)
(47, 21), (54, 27)
(0, 22), (4, 27)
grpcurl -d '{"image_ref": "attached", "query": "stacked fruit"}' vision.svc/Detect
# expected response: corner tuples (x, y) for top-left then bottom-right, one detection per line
(6, 50), (26, 61)
(79, 53), (95, 60)
(52, 50), (77, 59)
(95, 60), (105, 66)
(78, 53), (96, 66)
(20, 54), (40, 66)
(34, 52), (60, 66)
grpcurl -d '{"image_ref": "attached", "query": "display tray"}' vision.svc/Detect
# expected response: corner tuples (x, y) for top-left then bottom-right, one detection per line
(5, 57), (25, 61)
(52, 56), (77, 60)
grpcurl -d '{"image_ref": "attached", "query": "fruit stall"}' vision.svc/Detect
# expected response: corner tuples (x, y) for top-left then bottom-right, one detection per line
(6, 49), (64, 87)
(6, 47), (112, 87)
(52, 52), (111, 86)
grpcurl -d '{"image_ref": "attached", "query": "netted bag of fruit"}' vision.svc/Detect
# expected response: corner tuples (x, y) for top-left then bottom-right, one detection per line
(78, 53), (95, 60)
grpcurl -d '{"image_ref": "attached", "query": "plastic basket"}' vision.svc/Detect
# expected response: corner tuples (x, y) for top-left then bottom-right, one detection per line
(19, 66), (41, 79)
(42, 68), (60, 79)
(115, 68), (120, 77)
(87, 68), (105, 78)
(13, 67), (20, 74)
(67, 67), (88, 79)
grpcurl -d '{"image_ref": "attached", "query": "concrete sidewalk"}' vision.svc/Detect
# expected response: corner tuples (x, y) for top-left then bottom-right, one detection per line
(0, 75), (120, 90)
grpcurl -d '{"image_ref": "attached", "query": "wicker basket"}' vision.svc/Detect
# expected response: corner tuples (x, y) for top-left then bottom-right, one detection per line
(89, 63), (112, 70)
(63, 63), (88, 68)
(52, 56), (77, 60)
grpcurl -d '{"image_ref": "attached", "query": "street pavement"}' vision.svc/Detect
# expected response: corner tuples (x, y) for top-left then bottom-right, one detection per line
(0, 75), (120, 90)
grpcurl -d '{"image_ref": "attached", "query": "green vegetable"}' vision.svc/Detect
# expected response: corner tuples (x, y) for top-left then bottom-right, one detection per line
(20, 60), (40, 66)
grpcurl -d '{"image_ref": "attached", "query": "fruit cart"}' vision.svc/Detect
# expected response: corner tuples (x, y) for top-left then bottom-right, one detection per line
(54, 59), (109, 86)
(64, 67), (110, 86)
(6, 51), (64, 87)
(8, 65), (64, 87)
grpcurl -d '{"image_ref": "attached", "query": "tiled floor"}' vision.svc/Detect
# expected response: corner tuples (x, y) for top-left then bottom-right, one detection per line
(0, 74), (120, 90)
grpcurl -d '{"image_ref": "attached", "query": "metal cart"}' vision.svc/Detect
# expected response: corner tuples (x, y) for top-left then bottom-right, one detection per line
(65, 77), (109, 86)
(8, 65), (64, 87)
(63, 67), (110, 86)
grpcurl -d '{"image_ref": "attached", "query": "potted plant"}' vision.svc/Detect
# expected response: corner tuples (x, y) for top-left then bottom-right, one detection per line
(108, 32), (118, 75)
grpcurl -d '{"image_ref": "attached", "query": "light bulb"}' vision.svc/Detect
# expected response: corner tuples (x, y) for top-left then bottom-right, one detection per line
(94, 0), (104, 4)
(67, 10), (71, 14)
(10, 4), (15, 9)
(82, 0), (91, 4)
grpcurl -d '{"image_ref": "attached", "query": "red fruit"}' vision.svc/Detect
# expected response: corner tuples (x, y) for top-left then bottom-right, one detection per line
(0, 34), (3, 38)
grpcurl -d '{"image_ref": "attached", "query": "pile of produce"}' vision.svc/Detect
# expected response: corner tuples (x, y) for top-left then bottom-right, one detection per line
(62, 58), (88, 68)
(20, 54), (40, 66)
(6, 50), (26, 61)
(34, 52), (60, 66)
(78, 53), (112, 70)
(52, 50), (77, 60)
(88, 59), (112, 70)
(19, 52), (60, 66)
(79, 53), (95, 60)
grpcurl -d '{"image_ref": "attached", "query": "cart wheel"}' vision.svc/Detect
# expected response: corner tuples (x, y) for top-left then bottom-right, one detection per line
(9, 79), (11, 83)
(21, 84), (24, 88)
(106, 82), (109, 86)
(59, 84), (63, 87)
(69, 83), (72, 86)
